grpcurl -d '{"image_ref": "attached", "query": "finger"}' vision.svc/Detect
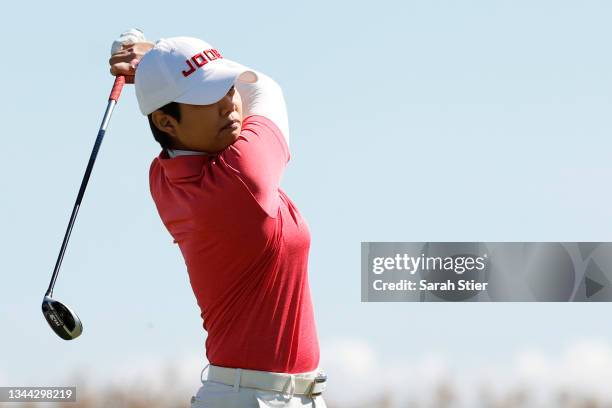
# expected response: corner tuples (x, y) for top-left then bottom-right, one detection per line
(111, 48), (131, 56)
(110, 61), (135, 76)
(124, 75), (135, 84)
(109, 51), (135, 65)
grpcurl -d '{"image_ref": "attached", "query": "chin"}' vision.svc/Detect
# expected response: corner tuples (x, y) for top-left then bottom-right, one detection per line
(218, 133), (239, 150)
(230, 128), (241, 141)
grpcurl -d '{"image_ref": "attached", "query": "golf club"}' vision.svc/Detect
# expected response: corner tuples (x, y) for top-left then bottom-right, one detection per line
(42, 75), (126, 340)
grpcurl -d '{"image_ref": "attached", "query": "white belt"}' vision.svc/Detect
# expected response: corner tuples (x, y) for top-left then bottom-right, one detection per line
(204, 364), (327, 397)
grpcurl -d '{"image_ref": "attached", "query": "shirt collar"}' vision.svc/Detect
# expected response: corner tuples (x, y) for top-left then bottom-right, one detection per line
(166, 147), (210, 158)
(155, 148), (213, 180)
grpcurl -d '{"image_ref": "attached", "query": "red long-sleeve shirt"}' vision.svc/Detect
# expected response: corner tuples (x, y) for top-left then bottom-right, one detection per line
(149, 112), (320, 373)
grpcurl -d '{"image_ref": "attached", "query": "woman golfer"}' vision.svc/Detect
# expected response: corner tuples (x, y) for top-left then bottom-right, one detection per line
(109, 31), (327, 408)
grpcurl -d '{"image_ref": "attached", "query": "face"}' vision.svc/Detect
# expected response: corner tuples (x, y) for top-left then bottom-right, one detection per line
(151, 85), (243, 153)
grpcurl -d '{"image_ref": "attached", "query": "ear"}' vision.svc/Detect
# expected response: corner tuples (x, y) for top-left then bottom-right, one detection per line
(151, 110), (180, 138)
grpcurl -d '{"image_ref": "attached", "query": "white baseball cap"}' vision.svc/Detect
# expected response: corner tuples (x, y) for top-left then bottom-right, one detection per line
(134, 36), (258, 115)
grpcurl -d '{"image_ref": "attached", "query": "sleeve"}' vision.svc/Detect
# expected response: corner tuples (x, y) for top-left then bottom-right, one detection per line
(234, 71), (290, 149)
(220, 114), (290, 218)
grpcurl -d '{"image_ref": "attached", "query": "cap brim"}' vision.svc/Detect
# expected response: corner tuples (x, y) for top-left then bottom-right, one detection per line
(173, 59), (258, 106)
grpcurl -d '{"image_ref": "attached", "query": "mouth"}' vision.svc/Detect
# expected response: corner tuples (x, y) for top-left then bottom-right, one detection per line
(221, 119), (240, 132)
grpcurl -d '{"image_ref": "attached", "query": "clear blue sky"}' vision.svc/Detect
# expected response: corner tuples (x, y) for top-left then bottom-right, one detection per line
(2, 0), (612, 404)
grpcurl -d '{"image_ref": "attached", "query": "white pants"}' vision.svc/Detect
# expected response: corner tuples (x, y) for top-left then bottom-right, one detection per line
(190, 364), (328, 408)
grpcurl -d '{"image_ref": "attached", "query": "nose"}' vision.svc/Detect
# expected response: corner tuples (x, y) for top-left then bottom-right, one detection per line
(218, 86), (237, 116)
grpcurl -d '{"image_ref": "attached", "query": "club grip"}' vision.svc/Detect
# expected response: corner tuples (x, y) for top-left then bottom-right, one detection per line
(109, 75), (126, 101)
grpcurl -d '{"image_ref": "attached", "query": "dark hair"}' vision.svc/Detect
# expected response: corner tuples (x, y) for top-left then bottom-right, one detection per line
(147, 102), (181, 150)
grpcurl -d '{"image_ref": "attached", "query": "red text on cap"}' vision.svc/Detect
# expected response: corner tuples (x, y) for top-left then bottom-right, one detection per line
(182, 49), (223, 77)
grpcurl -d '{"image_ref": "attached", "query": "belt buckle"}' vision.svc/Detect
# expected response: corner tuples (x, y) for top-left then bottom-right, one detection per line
(307, 372), (327, 398)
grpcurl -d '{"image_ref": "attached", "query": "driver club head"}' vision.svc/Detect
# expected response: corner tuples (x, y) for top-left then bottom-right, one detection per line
(42, 296), (83, 340)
